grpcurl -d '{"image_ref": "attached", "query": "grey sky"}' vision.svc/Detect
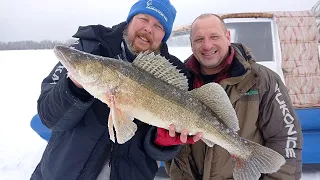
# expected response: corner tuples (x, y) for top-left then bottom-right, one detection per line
(0, 0), (318, 42)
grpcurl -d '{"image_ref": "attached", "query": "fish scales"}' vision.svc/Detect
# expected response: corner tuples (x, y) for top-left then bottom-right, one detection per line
(64, 47), (243, 153)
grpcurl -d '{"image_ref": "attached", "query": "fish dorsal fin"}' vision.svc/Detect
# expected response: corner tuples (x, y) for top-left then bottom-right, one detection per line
(132, 51), (189, 91)
(188, 83), (240, 132)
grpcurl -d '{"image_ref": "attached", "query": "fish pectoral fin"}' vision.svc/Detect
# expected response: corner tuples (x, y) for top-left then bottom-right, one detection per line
(113, 108), (137, 144)
(201, 137), (215, 147)
(232, 140), (286, 180)
(188, 83), (240, 132)
(106, 92), (137, 144)
(107, 91), (116, 143)
(132, 51), (189, 91)
(108, 113), (115, 143)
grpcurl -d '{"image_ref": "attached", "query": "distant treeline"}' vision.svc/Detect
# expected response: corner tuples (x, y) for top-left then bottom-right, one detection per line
(0, 36), (192, 50)
(0, 39), (77, 50)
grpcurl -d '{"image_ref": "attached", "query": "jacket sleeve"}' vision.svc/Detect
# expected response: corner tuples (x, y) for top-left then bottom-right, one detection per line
(37, 39), (101, 131)
(259, 71), (303, 180)
(143, 127), (182, 161)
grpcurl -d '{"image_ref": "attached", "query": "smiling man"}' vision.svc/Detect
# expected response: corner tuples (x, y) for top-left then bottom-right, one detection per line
(30, 0), (202, 180)
(165, 13), (302, 180)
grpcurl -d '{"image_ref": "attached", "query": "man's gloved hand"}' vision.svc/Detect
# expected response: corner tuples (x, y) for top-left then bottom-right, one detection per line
(154, 124), (202, 146)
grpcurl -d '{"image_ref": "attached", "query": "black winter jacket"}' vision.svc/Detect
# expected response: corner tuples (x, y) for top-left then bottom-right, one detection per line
(30, 21), (188, 180)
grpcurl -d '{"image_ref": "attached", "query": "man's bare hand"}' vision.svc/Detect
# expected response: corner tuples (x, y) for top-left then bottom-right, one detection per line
(154, 124), (202, 146)
(168, 124), (202, 143)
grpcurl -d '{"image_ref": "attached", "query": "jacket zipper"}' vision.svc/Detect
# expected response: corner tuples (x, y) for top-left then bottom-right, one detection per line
(78, 130), (113, 179)
(90, 143), (114, 179)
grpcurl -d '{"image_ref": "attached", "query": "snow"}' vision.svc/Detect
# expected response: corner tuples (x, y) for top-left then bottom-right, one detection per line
(0, 49), (318, 180)
(0, 50), (57, 180)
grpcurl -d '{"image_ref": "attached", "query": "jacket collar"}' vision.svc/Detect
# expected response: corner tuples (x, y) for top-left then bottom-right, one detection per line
(186, 43), (260, 104)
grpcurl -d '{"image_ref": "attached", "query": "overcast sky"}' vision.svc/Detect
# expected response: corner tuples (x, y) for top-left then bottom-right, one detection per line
(0, 0), (318, 42)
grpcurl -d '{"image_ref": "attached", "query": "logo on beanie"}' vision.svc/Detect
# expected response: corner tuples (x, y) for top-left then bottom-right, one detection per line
(146, 0), (168, 22)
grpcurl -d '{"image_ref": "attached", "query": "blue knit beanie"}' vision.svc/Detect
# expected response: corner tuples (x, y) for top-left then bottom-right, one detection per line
(126, 0), (176, 42)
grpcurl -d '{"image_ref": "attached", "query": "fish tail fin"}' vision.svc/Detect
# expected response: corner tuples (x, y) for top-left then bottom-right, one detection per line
(232, 141), (286, 180)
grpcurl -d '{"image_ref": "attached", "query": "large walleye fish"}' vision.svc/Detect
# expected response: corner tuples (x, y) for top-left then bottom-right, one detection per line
(53, 45), (285, 180)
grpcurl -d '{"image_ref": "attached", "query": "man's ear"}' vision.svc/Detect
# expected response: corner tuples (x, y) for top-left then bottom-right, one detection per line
(226, 29), (231, 45)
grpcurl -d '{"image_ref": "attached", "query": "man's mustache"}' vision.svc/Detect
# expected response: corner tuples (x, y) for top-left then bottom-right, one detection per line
(136, 32), (153, 44)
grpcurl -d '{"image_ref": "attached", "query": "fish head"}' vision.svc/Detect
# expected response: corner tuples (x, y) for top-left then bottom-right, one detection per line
(53, 45), (106, 86)
(54, 45), (125, 96)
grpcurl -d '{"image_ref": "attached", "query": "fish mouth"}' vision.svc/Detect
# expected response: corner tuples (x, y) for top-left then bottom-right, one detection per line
(53, 45), (77, 72)
(53, 45), (105, 86)
(54, 45), (72, 62)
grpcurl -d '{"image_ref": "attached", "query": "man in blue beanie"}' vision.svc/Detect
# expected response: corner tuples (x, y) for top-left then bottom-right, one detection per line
(30, 0), (202, 180)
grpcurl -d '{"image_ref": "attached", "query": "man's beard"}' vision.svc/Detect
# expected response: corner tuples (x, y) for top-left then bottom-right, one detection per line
(123, 26), (161, 56)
